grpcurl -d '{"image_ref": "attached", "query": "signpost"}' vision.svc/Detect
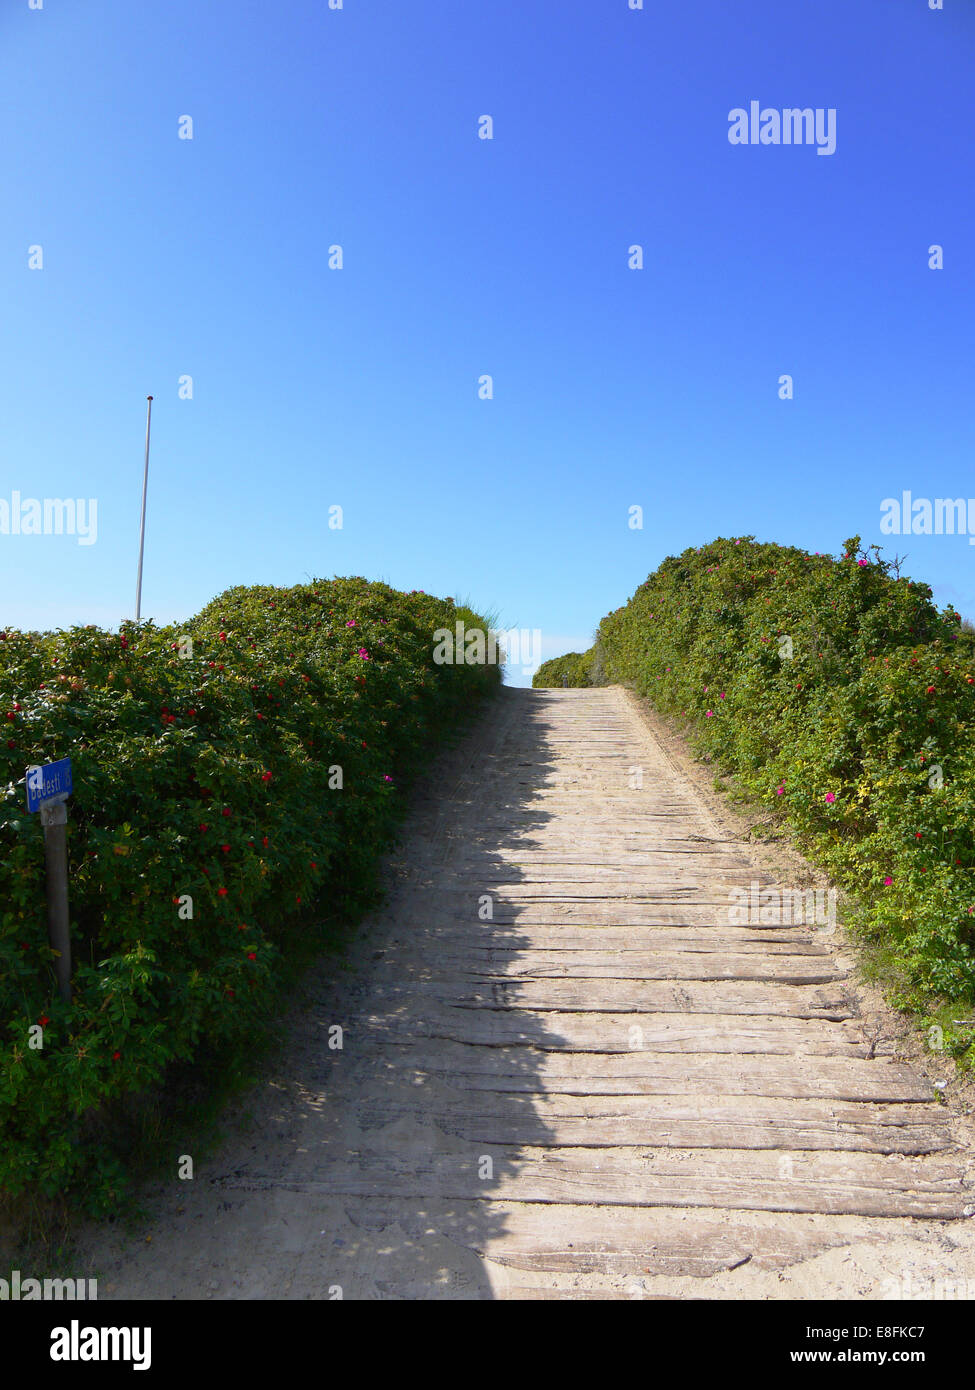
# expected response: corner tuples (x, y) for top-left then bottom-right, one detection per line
(26, 759), (73, 1003)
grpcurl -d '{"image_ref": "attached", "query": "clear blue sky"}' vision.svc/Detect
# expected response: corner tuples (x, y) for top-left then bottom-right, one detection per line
(1, 0), (973, 685)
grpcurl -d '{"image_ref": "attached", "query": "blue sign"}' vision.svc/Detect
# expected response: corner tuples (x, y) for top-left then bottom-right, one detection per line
(26, 758), (73, 813)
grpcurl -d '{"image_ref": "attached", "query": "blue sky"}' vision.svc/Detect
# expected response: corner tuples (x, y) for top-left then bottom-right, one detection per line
(1, 0), (973, 685)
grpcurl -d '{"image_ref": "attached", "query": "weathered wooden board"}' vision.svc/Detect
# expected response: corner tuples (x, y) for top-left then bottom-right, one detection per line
(398, 902), (813, 927)
(354, 979), (854, 1019)
(355, 1044), (935, 1102)
(350, 1093), (953, 1154)
(352, 1007), (866, 1050)
(371, 951), (844, 984)
(421, 882), (788, 898)
(214, 1148), (967, 1217)
(385, 927), (831, 954)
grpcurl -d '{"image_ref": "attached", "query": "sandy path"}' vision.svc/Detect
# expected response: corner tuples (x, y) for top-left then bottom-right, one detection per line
(74, 687), (975, 1299)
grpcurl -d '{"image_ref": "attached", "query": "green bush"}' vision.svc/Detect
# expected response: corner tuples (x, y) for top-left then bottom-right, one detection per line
(533, 650), (594, 688)
(548, 536), (975, 1047)
(0, 578), (499, 1210)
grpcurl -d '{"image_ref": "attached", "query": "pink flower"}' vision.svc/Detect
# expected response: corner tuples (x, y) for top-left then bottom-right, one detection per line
(383, 775), (393, 782)
(357, 648), (370, 660)
(705, 710), (714, 718)
(776, 786), (784, 796)
(345, 619), (356, 628)
(883, 876), (893, 886)
(825, 792), (836, 803)
(718, 692), (725, 699)
(857, 559), (867, 567)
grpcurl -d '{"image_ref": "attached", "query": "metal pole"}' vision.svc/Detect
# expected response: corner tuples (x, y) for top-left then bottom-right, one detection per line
(135, 394), (153, 621)
(40, 802), (71, 1003)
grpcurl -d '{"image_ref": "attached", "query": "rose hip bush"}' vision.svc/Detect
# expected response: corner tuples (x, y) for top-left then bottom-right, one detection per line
(0, 577), (499, 1210)
(537, 536), (975, 1051)
(531, 651), (593, 689)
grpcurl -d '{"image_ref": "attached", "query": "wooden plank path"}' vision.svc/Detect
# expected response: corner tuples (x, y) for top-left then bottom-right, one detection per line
(203, 686), (972, 1297)
(77, 686), (972, 1299)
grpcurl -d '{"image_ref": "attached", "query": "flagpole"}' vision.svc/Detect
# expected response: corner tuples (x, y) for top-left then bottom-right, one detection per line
(135, 395), (153, 621)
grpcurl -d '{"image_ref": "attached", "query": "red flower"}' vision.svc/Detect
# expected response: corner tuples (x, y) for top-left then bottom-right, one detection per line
(199, 824), (208, 832)
(112, 1051), (121, 1061)
(247, 952), (257, 961)
(221, 844), (230, 853)
(262, 836), (269, 847)
(261, 771), (272, 781)
(218, 887), (228, 897)
(221, 808), (231, 817)
(38, 1014), (49, 1027)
